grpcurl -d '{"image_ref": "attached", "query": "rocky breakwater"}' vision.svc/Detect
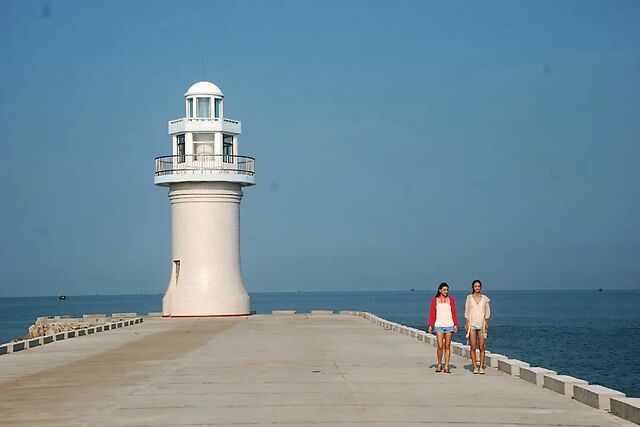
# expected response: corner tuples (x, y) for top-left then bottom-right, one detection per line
(1, 313), (143, 356)
(20, 315), (110, 341)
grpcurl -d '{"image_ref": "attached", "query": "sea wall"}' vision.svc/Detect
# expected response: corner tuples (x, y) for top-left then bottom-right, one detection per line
(23, 315), (115, 340)
(0, 314), (144, 356)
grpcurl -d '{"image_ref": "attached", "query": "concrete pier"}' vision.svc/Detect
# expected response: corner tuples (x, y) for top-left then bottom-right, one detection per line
(0, 314), (635, 426)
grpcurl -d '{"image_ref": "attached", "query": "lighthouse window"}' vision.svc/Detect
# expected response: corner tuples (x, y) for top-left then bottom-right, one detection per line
(187, 98), (194, 117)
(223, 134), (233, 163)
(173, 260), (180, 285)
(197, 97), (210, 118)
(214, 98), (220, 118)
(177, 135), (185, 163)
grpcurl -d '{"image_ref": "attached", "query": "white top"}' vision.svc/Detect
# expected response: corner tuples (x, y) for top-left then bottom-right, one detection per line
(465, 294), (491, 329)
(434, 302), (454, 327)
(185, 81), (223, 97)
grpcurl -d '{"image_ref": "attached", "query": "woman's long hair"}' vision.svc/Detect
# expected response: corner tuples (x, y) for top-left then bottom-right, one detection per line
(435, 282), (449, 298)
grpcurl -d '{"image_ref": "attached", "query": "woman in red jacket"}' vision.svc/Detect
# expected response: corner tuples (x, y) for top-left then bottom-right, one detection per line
(427, 282), (458, 373)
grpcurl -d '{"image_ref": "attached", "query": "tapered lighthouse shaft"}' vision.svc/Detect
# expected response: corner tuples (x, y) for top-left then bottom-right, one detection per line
(163, 182), (249, 316)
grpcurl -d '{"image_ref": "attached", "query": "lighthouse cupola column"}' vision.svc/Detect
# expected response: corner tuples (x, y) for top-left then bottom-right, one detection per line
(154, 81), (255, 317)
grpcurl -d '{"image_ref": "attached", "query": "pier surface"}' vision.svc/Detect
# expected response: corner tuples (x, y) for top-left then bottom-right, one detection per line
(0, 314), (633, 426)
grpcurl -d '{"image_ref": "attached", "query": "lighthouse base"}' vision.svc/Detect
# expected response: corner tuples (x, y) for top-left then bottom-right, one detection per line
(162, 291), (250, 318)
(161, 181), (251, 317)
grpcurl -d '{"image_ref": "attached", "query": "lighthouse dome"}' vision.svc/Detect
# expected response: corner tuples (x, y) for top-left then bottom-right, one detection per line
(185, 81), (223, 97)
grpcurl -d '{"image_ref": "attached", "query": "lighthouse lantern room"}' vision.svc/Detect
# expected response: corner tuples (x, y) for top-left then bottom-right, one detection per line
(154, 81), (255, 317)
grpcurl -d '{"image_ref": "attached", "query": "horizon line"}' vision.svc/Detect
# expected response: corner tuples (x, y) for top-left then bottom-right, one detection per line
(1, 288), (639, 299)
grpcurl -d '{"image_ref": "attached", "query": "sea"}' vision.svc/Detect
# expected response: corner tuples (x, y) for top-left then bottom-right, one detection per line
(1, 290), (638, 397)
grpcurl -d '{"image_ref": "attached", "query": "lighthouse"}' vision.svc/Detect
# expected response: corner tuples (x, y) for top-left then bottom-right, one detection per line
(154, 81), (255, 317)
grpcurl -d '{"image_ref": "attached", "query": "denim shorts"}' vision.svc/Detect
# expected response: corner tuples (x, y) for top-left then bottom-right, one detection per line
(433, 326), (455, 334)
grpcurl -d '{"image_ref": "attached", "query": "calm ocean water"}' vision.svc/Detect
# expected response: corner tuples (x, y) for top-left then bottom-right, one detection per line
(1, 290), (638, 397)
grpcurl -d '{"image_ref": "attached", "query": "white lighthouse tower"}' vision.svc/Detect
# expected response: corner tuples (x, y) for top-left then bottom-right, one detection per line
(154, 81), (255, 317)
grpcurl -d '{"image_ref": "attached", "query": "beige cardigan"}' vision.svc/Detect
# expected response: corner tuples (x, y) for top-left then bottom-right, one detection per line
(464, 294), (491, 329)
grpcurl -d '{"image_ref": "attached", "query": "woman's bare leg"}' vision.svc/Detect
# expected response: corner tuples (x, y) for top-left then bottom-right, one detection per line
(436, 332), (444, 367)
(478, 331), (486, 368)
(469, 329), (478, 369)
(444, 333), (453, 368)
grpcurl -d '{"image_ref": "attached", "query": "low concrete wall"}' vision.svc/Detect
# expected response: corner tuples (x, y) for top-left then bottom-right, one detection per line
(520, 367), (557, 386)
(498, 359), (530, 376)
(272, 310), (296, 315)
(451, 342), (465, 356)
(543, 374), (588, 398)
(610, 397), (640, 424)
(28, 338), (42, 348)
(485, 353), (507, 367)
(573, 384), (625, 411)
(83, 314), (106, 319)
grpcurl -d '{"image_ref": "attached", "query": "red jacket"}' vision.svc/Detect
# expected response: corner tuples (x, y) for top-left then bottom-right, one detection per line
(428, 296), (458, 327)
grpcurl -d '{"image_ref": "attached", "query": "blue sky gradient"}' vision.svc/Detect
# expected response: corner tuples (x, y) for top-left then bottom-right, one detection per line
(1, 0), (639, 296)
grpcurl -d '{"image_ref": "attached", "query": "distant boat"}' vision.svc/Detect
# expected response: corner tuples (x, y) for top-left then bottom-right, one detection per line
(598, 288), (603, 292)
(57, 294), (66, 301)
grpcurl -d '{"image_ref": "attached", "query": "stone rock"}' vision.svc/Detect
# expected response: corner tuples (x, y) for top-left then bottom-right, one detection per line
(22, 317), (110, 340)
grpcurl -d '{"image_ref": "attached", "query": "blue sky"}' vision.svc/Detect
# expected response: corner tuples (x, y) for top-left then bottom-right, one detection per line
(0, 0), (638, 296)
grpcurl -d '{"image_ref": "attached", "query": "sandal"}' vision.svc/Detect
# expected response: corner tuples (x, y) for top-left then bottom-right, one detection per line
(444, 366), (451, 373)
(435, 365), (442, 373)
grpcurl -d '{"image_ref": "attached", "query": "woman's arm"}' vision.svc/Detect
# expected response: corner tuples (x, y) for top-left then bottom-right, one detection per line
(427, 298), (436, 331)
(484, 299), (491, 331)
(464, 296), (470, 331)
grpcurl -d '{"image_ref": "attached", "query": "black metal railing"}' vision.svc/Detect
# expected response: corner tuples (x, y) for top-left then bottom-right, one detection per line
(154, 154), (255, 177)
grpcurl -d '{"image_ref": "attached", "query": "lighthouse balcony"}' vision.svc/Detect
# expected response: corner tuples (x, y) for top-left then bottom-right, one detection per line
(168, 117), (241, 134)
(154, 154), (255, 186)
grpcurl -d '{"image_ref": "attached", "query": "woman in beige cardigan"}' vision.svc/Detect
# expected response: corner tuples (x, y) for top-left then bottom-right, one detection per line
(465, 279), (491, 374)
